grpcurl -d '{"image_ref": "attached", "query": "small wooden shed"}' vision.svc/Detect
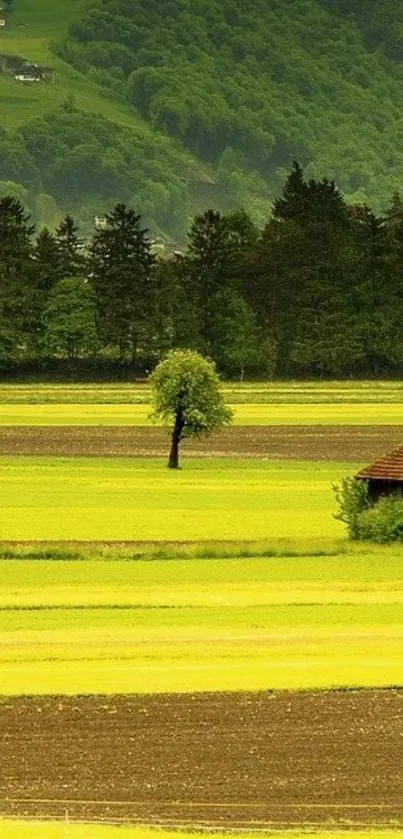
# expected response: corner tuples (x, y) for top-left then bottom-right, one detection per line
(356, 445), (403, 503)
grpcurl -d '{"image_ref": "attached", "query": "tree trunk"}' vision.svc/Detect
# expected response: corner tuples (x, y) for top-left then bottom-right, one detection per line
(168, 408), (184, 469)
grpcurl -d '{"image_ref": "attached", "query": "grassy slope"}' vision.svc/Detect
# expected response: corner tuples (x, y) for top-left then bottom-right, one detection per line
(0, 0), (133, 127)
(2, 551), (403, 694)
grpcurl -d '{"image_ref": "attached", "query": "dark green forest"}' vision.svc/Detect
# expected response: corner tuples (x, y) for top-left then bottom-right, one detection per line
(4, 164), (403, 380)
(3, 0), (403, 235)
(0, 104), (201, 240)
(49, 0), (403, 215)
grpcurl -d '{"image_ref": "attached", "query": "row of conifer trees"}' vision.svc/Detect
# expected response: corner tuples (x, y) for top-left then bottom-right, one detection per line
(2, 163), (403, 378)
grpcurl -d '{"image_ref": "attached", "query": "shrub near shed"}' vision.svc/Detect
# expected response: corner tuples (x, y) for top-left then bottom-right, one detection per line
(356, 495), (403, 543)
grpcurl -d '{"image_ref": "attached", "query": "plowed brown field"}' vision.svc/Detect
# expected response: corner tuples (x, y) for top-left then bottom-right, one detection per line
(0, 424), (401, 459)
(1, 690), (403, 829)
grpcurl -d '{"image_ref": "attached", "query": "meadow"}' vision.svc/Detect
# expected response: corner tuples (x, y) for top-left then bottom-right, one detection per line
(0, 380), (402, 424)
(0, 457), (352, 541)
(0, 382), (399, 696)
(2, 402), (403, 424)
(1, 379), (403, 403)
(2, 550), (403, 695)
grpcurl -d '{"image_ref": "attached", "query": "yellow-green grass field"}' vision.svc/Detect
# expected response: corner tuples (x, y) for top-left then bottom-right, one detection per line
(0, 457), (353, 541)
(2, 828), (402, 839)
(0, 401), (403, 425)
(2, 550), (403, 695)
(0, 379), (403, 423)
(2, 380), (403, 404)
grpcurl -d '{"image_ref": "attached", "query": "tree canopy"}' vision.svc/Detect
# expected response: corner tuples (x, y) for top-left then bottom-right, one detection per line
(43, 277), (98, 361)
(150, 349), (233, 468)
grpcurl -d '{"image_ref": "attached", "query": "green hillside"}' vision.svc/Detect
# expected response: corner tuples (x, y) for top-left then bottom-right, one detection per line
(0, 0), (147, 126)
(2, 0), (403, 236)
(0, 0), (224, 237)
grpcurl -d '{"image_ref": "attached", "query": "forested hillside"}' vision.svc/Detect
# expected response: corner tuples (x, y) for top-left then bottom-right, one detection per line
(2, 0), (403, 236)
(57, 0), (403, 210)
(0, 0), (224, 239)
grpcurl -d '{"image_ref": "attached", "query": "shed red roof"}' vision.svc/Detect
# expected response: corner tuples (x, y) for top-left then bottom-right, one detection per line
(356, 444), (403, 481)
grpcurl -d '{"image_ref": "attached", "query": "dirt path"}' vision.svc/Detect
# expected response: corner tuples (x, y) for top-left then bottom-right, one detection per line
(1, 690), (403, 828)
(0, 424), (402, 460)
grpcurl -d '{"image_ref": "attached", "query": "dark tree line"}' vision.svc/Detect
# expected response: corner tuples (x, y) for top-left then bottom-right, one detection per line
(3, 164), (403, 379)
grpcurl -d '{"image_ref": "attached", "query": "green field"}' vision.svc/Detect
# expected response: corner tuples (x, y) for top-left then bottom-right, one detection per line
(0, 395), (399, 696)
(0, 382), (402, 835)
(0, 379), (402, 423)
(0, 457), (353, 541)
(0, 401), (403, 424)
(1, 550), (403, 695)
(1, 380), (403, 404)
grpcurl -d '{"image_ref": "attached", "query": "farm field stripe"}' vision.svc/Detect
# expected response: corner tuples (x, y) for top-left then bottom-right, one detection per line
(1, 553), (403, 695)
(3, 822), (403, 839)
(1, 403), (403, 426)
(0, 457), (351, 541)
(1, 690), (403, 828)
(4, 380), (403, 404)
(0, 424), (402, 459)
(0, 798), (399, 809)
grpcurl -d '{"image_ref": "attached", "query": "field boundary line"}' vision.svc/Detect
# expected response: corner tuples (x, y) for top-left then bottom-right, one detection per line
(2, 815), (403, 832)
(1, 797), (402, 809)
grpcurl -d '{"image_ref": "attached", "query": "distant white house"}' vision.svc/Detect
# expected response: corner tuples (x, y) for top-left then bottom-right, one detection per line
(15, 73), (41, 82)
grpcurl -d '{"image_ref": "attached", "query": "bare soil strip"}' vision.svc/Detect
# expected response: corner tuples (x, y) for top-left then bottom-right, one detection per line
(1, 690), (403, 829)
(0, 424), (402, 460)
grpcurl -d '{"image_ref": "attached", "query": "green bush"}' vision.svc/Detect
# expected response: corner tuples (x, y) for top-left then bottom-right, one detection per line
(333, 476), (369, 539)
(355, 495), (403, 543)
(335, 476), (403, 542)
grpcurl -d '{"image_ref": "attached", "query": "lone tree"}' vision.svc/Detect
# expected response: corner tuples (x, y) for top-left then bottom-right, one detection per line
(150, 349), (233, 469)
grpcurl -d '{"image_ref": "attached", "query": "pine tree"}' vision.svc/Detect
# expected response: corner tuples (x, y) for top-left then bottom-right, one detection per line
(0, 196), (35, 359)
(272, 161), (306, 222)
(187, 209), (256, 357)
(273, 162), (350, 227)
(55, 215), (86, 279)
(254, 164), (356, 374)
(27, 228), (63, 353)
(33, 228), (62, 292)
(43, 277), (98, 361)
(356, 201), (403, 372)
(91, 203), (156, 364)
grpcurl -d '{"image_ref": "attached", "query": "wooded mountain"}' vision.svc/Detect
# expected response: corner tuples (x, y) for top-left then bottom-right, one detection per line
(2, 0), (403, 236)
